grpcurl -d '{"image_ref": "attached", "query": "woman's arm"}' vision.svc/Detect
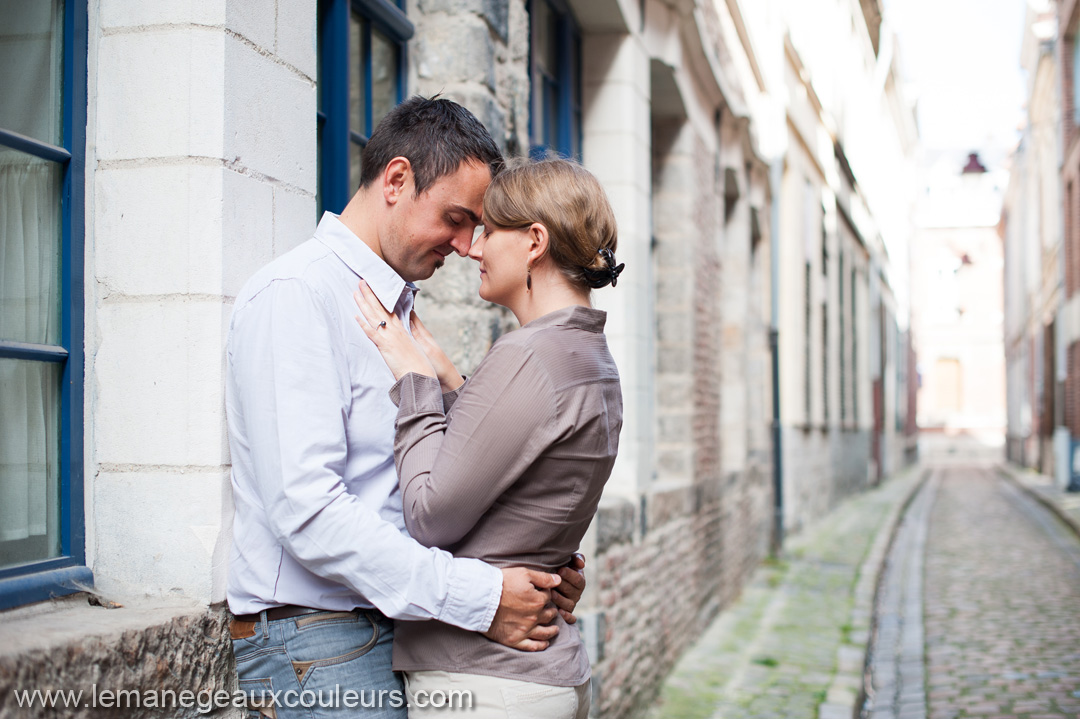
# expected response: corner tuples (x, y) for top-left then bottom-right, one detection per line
(354, 279), (559, 545)
(390, 342), (560, 548)
(351, 281), (464, 408)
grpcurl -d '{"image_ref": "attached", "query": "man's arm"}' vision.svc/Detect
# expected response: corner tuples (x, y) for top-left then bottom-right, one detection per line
(229, 279), (556, 644)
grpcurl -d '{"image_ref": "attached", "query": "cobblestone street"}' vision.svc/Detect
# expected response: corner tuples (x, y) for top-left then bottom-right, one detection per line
(648, 456), (1080, 719)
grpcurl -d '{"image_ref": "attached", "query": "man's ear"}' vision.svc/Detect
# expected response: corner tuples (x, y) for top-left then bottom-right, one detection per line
(383, 157), (412, 205)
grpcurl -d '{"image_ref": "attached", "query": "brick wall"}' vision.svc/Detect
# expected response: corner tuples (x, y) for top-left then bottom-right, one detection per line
(589, 471), (772, 719)
(1068, 342), (1080, 437)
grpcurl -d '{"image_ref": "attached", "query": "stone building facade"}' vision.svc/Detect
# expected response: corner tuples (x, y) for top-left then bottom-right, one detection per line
(770, 0), (919, 533)
(1003, 0), (1065, 481)
(0, 1), (916, 717)
(1003, 0), (1080, 491)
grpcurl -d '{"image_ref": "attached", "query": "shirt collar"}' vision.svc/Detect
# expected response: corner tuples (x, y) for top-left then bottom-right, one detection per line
(313, 212), (416, 313)
(522, 305), (607, 333)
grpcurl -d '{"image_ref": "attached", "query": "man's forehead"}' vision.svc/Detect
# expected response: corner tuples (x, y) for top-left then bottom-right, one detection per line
(428, 158), (492, 185)
(424, 165), (489, 213)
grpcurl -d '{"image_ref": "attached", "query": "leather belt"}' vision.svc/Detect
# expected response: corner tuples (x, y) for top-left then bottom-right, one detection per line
(232, 605), (329, 624)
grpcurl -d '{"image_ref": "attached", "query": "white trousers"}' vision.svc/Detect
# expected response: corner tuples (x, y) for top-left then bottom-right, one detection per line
(403, 670), (590, 719)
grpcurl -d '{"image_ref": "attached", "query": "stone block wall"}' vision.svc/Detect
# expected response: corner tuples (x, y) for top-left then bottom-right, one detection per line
(782, 428), (836, 534)
(409, 0), (526, 374)
(782, 427), (872, 534)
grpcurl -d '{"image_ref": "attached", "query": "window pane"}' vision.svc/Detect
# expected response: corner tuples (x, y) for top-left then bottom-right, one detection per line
(0, 358), (62, 570)
(371, 28), (398, 130)
(0, 146), (62, 346)
(530, 1), (553, 148)
(533, 1), (555, 79)
(0, 0), (64, 146)
(544, 80), (558, 149)
(531, 70), (545, 151)
(349, 12), (367, 138)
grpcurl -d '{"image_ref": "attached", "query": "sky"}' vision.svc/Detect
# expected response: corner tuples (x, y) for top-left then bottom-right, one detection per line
(881, 0), (1029, 173)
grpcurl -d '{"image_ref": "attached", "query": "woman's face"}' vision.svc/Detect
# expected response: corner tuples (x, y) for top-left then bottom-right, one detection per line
(467, 221), (532, 306)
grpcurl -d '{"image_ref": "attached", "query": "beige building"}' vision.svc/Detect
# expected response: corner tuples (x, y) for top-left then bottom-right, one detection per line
(914, 155), (1007, 444)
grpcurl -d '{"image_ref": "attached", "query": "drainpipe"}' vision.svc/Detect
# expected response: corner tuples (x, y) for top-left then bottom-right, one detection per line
(769, 158), (784, 554)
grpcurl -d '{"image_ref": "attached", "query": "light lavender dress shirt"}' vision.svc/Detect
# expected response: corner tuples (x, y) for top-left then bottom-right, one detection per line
(225, 213), (501, 632)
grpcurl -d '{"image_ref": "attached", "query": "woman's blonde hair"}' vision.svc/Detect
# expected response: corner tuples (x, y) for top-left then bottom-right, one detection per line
(482, 158), (622, 291)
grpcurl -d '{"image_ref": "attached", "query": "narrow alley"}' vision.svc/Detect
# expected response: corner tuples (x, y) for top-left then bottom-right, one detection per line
(649, 446), (1080, 719)
(865, 465), (1080, 719)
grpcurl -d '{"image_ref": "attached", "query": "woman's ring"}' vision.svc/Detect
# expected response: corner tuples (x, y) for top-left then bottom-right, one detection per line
(378, 321), (387, 329)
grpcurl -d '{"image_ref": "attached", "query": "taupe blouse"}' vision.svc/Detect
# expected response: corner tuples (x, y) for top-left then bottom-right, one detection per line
(388, 305), (623, 687)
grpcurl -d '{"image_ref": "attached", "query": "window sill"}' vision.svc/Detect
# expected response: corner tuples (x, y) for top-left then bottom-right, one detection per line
(0, 592), (210, 661)
(0, 596), (232, 708)
(0, 564), (93, 611)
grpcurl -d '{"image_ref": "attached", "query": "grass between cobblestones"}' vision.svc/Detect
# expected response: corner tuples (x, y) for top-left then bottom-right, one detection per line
(647, 471), (922, 719)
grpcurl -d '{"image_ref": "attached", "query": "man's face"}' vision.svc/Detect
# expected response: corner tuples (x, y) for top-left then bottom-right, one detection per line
(384, 160), (491, 283)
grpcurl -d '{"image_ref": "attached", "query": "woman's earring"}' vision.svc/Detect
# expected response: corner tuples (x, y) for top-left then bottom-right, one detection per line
(526, 264), (532, 292)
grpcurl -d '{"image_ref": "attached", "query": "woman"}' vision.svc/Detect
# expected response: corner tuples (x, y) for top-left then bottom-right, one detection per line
(353, 158), (624, 718)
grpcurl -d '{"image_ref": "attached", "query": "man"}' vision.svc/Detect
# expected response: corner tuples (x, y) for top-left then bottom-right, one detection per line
(225, 96), (585, 717)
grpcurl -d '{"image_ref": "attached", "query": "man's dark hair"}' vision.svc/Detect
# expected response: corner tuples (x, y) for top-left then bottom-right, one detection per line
(359, 95), (504, 195)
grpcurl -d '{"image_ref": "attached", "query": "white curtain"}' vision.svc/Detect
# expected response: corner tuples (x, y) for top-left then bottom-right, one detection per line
(0, 0), (64, 553)
(0, 156), (61, 544)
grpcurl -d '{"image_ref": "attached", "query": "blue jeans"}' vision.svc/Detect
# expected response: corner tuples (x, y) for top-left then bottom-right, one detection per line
(233, 609), (406, 718)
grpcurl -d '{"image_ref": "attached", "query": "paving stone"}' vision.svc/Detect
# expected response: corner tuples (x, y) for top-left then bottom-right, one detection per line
(819, 703), (853, 719)
(922, 467), (1080, 719)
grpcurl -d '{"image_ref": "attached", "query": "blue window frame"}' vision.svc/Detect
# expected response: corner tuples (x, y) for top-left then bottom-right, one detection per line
(0, 0), (91, 609)
(528, 0), (582, 160)
(318, 0), (412, 216)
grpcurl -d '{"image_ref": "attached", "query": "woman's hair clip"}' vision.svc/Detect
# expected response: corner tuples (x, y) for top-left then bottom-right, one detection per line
(582, 248), (625, 289)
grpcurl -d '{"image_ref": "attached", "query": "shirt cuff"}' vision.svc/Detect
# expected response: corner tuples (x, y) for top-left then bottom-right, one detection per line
(438, 557), (503, 632)
(441, 377), (468, 412)
(389, 372), (444, 412)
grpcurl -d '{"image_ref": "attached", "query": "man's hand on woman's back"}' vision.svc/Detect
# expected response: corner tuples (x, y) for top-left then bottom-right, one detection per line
(484, 568), (562, 651)
(553, 553), (586, 624)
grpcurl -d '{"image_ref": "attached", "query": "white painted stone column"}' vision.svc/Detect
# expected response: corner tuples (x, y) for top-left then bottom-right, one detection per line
(719, 125), (751, 479)
(86, 0), (316, 604)
(582, 32), (654, 498)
